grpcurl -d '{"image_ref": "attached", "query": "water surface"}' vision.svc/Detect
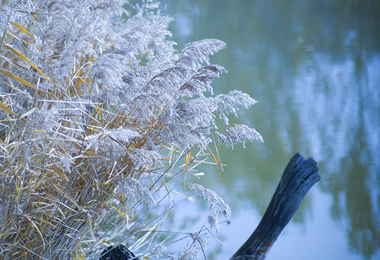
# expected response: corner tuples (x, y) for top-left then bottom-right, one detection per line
(159, 1), (380, 259)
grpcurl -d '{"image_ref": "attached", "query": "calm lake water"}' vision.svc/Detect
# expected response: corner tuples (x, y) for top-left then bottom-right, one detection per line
(157, 0), (380, 259)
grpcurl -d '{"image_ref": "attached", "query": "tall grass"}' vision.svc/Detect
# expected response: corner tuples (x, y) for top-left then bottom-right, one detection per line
(0, 1), (262, 259)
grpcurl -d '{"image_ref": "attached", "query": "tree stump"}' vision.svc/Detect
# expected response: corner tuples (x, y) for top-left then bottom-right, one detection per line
(99, 244), (139, 260)
(230, 153), (321, 260)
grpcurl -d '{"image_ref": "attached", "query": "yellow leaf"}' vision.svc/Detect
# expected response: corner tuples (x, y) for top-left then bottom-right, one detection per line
(0, 69), (55, 97)
(162, 177), (169, 193)
(74, 249), (84, 260)
(49, 165), (69, 181)
(109, 205), (125, 217)
(8, 31), (40, 49)
(184, 151), (191, 183)
(4, 45), (49, 81)
(0, 68), (35, 89)
(35, 217), (59, 230)
(76, 69), (82, 88)
(206, 146), (224, 178)
(185, 151), (191, 172)
(209, 149), (221, 167)
(0, 101), (18, 117)
(84, 150), (109, 160)
(9, 21), (35, 39)
(0, 54), (29, 70)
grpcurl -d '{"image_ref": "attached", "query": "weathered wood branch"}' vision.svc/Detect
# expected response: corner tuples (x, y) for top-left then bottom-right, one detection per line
(230, 152), (321, 260)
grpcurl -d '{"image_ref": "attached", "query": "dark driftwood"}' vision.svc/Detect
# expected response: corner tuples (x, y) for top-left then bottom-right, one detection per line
(99, 244), (139, 260)
(230, 152), (320, 260)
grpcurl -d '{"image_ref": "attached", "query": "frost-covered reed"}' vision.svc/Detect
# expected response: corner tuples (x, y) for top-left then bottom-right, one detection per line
(0, 1), (262, 259)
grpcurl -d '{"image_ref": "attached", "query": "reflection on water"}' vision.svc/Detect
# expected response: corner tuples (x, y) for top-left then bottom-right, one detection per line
(160, 0), (380, 259)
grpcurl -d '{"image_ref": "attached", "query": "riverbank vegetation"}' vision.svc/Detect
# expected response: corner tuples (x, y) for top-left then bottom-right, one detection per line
(0, 1), (262, 259)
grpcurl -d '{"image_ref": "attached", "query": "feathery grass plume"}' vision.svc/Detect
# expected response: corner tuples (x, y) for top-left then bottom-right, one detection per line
(176, 39), (226, 69)
(114, 177), (155, 205)
(188, 183), (231, 234)
(0, 0), (262, 259)
(215, 124), (264, 149)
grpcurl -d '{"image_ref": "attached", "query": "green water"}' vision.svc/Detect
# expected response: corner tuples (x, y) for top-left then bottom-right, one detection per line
(159, 0), (380, 259)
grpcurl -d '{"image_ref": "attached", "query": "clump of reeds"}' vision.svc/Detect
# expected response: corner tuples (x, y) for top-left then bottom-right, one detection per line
(0, 1), (262, 259)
